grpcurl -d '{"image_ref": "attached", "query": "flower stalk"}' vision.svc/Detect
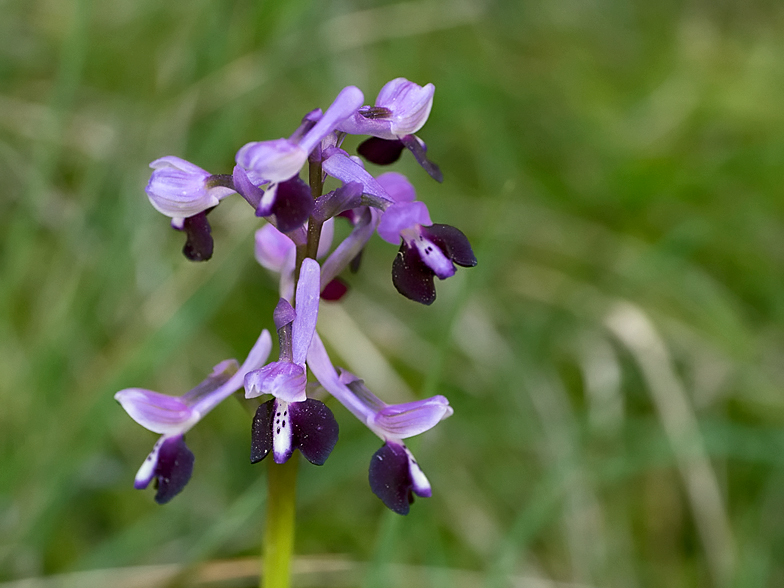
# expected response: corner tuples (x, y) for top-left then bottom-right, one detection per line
(262, 452), (300, 588)
(261, 139), (326, 588)
(117, 78), (475, 586)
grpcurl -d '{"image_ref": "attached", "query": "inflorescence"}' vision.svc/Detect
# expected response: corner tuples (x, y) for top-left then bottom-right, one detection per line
(115, 78), (476, 515)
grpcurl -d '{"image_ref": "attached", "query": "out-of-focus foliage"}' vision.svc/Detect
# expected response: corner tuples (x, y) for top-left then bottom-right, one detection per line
(2, 0), (784, 586)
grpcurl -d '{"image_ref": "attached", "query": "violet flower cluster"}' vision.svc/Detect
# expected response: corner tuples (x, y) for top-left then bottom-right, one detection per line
(116, 78), (476, 514)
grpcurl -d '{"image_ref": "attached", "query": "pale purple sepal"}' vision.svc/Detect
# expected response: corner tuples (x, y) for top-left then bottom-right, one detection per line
(339, 370), (452, 438)
(320, 208), (379, 289)
(146, 156), (233, 219)
(288, 108), (321, 144)
(307, 333), (376, 423)
(232, 165), (266, 211)
(313, 183), (364, 222)
(318, 218), (335, 258)
(236, 138), (306, 184)
(291, 258), (320, 365)
(115, 389), (195, 435)
(337, 78), (434, 140)
(244, 362), (306, 402)
(322, 148), (394, 204)
(255, 224), (295, 272)
(374, 396), (453, 438)
(298, 86), (364, 154)
(254, 219), (333, 275)
(376, 78), (435, 136)
(307, 334), (452, 440)
(376, 172), (416, 203)
(377, 201), (432, 244)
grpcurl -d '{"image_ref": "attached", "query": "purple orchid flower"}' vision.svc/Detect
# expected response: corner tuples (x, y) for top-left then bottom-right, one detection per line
(233, 87), (364, 232)
(373, 173), (477, 305)
(336, 78), (442, 182)
(245, 258), (339, 466)
(145, 156), (235, 220)
(115, 330), (272, 503)
(306, 333), (452, 514)
(145, 156), (237, 261)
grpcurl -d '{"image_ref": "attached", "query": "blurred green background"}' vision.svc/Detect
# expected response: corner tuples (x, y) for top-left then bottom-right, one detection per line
(3, 0), (784, 586)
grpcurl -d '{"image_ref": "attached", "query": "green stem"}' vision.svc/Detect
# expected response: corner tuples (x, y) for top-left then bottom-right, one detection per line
(261, 147), (323, 588)
(262, 453), (300, 588)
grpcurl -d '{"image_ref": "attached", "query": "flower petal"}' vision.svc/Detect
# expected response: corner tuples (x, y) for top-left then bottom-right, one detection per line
(298, 86), (364, 154)
(291, 258), (320, 365)
(115, 389), (196, 435)
(400, 135), (443, 183)
(357, 137), (405, 165)
(421, 224), (477, 268)
(368, 441), (431, 515)
(236, 138), (307, 184)
(322, 149), (393, 204)
(178, 211), (214, 262)
(289, 398), (339, 466)
(271, 399), (294, 464)
(145, 158), (220, 218)
(411, 232), (455, 279)
(376, 172), (416, 203)
(250, 399), (275, 463)
(375, 79), (434, 136)
(255, 224), (296, 272)
(320, 208), (379, 289)
(317, 217), (336, 259)
(232, 165), (265, 210)
(377, 201), (431, 244)
(152, 435), (195, 504)
(391, 242), (437, 305)
(307, 333), (377, 424)
(272, 175), (314, 233)
(244, 362), (307, 402)
(373, 395), (453, 438)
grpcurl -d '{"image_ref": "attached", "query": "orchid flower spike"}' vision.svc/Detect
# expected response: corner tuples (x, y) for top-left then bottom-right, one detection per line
(245, 258), (339, 466)
(115, 330), (272, 503)
(337, 78), (443, 182)
(307, 334), (452, 514)
(233, 87), (364, 232)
